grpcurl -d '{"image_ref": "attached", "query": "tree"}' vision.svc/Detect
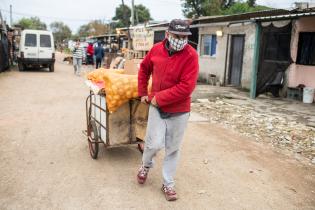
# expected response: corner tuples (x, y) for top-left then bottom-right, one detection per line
(135, 4), (152, 23)
(222, 1), (269, 15)
(50, 21), (72, 44)
(181, 0), (270, 18)
(181, 0), (206, 18)
(112, 4), (152, 28)
(16, 17), (47, 30)
(77, 20), (110, 37)
(181, 0), (224, 18)
(247, 0), (256, 7)
(112, 4), (131, 28)
(221, 0), (236, 8)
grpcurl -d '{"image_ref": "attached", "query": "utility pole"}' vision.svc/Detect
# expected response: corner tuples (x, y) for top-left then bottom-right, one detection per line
(9, 5), (12, 27)
(135, 8), (139, 25)
(121, 0), (126, 26)
(131, 0), (135, 26)
(121, 0), (132, 50)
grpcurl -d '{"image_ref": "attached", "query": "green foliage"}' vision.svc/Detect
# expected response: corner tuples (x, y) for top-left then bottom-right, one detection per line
(222, 2), (270, 15)
(247, 0), (256, 7)
(112, 4), (152, 28)
(112, 4), (131, 27)
(77, 20), (110, 37)
(181, 0), (234, 17)
(181, 0), (210, 18)
(16, 17), (47, 30)
(50, 21), (72, 43)
(221, 0), (236, 8)
(135, 4), (152, 23)
(181, 0), (271, 18)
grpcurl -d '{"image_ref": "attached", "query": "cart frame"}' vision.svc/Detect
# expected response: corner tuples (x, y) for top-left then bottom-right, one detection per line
(85, 91), (145, 159)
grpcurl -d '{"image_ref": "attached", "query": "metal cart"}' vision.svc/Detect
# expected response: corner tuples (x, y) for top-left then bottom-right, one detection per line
(85, 91), (149, 159)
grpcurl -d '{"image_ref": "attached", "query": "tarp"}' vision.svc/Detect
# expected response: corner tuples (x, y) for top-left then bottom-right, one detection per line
(256, 22), (292, 96)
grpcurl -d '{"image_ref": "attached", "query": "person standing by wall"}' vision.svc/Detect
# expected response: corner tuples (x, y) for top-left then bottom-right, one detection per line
(72, 40), (84, 76)
(94, 41), (104, 69)
(137, 19), (199, 201)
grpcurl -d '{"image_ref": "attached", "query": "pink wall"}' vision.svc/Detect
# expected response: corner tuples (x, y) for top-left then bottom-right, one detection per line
(288, 17), (315, 88)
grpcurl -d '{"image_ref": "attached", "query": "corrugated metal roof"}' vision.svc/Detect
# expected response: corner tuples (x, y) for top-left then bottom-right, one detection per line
(192, 9), (290, 24)
(88, 34), (127, 39)
(192, 8), (315, 24)
(117, 22), (169, 31)
(253, 10), (315, 20)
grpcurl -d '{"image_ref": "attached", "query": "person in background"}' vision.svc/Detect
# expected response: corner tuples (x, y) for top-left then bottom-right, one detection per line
(94, 41), (104, 69)
(72, 40), (84, 76)
(137, 19), (199, 201)
(60, 43), (65, 53)
(7, 30), (13, 66)
(86, 42), (94, 65)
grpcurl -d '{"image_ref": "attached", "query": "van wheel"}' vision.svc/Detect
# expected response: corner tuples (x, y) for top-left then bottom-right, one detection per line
(18, 62), (25, 71)
(49, 64), (54, 72)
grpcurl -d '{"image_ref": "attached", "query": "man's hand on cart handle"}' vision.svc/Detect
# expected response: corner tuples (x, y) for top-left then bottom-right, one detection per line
(141, 96), (149, 104)
(151, 96), (158, 107)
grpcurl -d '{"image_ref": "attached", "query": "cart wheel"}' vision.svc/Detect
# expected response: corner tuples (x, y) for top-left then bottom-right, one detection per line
(88, 120), (99, 159)
(137, 139), (144, 153)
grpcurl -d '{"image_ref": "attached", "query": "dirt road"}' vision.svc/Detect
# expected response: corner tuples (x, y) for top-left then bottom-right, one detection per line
(0, 53), (314, 210)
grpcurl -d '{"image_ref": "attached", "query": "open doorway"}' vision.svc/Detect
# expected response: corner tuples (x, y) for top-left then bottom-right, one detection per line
(256, 22), (292, 97)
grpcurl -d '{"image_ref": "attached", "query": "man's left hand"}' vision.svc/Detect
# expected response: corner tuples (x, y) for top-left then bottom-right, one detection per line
(151, 96), (158, 107)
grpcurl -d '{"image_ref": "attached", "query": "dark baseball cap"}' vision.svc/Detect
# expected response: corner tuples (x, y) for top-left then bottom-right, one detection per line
(168, 19), (192, 36)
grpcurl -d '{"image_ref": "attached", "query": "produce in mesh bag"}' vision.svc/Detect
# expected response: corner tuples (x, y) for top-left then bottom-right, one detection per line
(87, 68), (125, 83)
(103, 73), (139, 113)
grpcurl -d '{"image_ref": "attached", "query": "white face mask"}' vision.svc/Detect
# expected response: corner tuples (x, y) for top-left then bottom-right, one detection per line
(167, 35), (188, 51)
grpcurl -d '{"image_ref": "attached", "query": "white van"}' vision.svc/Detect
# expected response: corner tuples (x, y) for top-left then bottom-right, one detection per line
(18, 30), (55, 72)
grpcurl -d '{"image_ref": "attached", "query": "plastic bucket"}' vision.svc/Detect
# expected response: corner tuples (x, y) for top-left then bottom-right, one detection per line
(303, 87), (315, 103)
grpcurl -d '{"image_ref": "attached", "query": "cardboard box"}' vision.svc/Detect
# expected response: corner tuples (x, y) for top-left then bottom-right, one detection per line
(124, 59), (143, 75)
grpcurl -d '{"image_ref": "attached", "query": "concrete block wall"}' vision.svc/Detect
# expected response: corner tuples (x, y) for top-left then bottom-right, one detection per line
(198, 22), (256, 89)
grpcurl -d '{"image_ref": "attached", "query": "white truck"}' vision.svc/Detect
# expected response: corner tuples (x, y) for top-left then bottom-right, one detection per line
(18, 29), (55, 72)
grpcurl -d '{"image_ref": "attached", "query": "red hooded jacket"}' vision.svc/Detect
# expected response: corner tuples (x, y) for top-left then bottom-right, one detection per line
(138, 39), (199, 113)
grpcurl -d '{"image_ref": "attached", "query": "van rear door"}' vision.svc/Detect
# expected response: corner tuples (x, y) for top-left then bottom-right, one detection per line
(38, 34), (53, 59)
(24, 33), (38, 59)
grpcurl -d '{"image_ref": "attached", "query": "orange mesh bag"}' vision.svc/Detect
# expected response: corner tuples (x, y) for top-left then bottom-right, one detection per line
(87, 68), (125, 83)
(103, 73), (139, 113)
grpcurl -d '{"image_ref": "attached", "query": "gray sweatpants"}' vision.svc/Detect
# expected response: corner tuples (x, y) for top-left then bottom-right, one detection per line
(142, 105), (189, 187)
(73, 58), (82, 75)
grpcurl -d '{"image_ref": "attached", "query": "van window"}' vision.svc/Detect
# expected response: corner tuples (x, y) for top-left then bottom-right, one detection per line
(40, 35), (51, 47)
(25, 34), (37, 47)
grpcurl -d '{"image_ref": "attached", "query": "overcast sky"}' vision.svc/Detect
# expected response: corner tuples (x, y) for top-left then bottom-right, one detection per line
(1, 0), (313, 33)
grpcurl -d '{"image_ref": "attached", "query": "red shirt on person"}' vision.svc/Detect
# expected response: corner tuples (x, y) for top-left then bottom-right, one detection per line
(138, 39), (199, 113)
(87, 44), (94, 56)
